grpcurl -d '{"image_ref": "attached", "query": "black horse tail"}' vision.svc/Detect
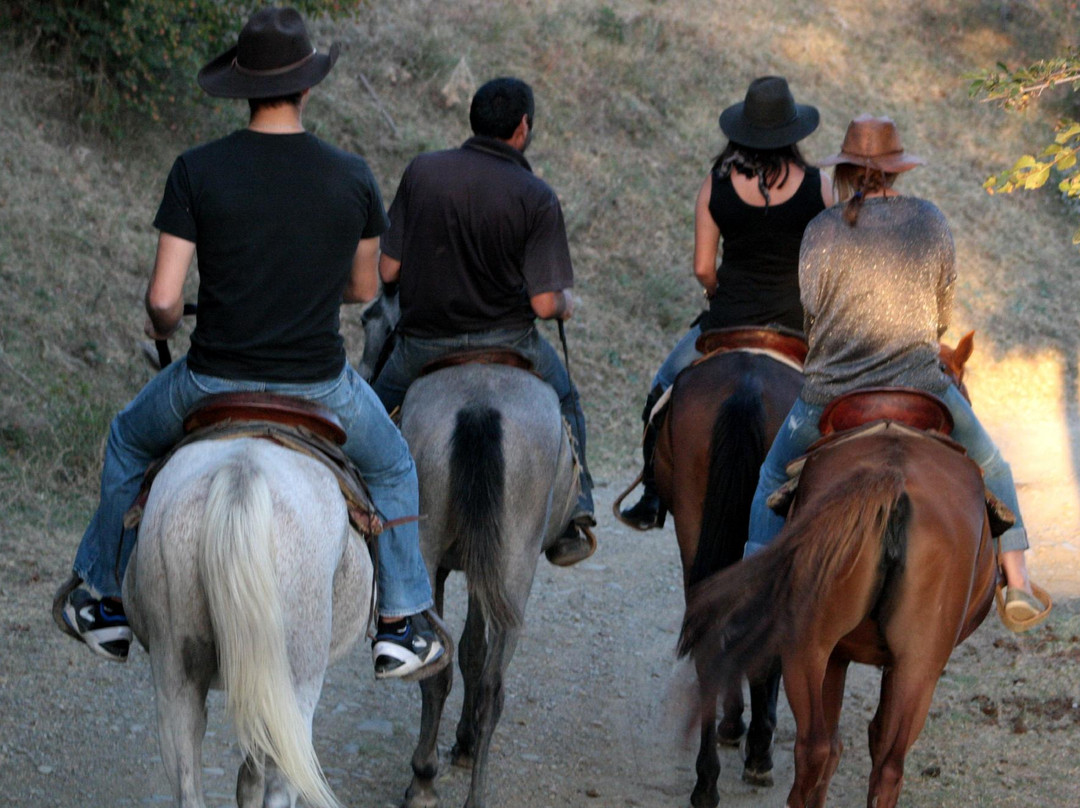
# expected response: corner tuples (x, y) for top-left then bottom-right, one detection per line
(687, 372), (766, 587)
(679, 464), (907, 700)
(448, 406), (521, 631)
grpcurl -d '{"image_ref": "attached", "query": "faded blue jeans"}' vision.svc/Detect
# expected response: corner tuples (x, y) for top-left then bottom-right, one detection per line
(372, 324), (594, 518)
(72, 358), (433, 618)
(745, 383), (1029, 557)
(652, 323), (703, 392)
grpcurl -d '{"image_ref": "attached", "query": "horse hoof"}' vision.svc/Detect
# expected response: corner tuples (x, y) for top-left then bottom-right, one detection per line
(450, 745), (474, 770)
(403, 784), (439, 808)
(690, 786), (720, 808)
(741, 766), (774, 787)
(716, 717), (746, 747)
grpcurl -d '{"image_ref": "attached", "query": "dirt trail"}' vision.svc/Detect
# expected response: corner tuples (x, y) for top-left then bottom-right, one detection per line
(2, 466), (1079, 807)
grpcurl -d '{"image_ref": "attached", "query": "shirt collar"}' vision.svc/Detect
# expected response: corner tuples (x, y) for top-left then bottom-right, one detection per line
(462, 136), (532, 173)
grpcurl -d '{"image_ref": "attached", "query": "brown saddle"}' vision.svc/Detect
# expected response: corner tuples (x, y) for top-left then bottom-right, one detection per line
(183, 391), (347, 445)
(126, 392), (386, 539)
(694, 326), (808, 367)
(818, 387), (953, 437)
(419, 346), (535, 378)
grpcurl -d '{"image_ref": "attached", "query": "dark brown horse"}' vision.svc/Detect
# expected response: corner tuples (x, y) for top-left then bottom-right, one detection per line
(651, 337), (803, 808)
(678, 339), (997, 808)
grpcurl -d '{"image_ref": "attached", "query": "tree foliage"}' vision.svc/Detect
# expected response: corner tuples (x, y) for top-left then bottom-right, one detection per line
(969, 51), (1080, 244)
(3, 1), (361, 134)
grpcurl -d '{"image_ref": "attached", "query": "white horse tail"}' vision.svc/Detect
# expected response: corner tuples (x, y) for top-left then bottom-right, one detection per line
(199, 455), (341, 808)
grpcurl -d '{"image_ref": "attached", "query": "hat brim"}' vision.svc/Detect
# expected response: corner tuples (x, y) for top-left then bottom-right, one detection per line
(719, 102), (820, 149)
(817, 150), (926, 173)
(197, 42), (340, 99)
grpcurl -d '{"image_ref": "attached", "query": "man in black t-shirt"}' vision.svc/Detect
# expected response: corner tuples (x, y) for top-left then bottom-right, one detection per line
(57, 7), (445, 682)
(374, 77), (595, 567)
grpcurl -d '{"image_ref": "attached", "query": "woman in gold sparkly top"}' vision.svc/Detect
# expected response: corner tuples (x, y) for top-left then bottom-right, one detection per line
(744, 115), (1046, 626)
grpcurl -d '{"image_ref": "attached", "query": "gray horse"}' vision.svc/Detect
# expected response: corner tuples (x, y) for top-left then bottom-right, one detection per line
(123, 437), (374, 808)
(398, 363), (578, 808)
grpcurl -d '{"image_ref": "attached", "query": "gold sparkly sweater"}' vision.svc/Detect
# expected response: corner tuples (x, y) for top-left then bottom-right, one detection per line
(798, 196), (957, 407)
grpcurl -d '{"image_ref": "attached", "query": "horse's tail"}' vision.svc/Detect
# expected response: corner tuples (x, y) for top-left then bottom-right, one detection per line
(679, 464), (908, 698)
(448, 406), (521, 631)
(199, 457), (341, 808)
(687, 373), (766, 586)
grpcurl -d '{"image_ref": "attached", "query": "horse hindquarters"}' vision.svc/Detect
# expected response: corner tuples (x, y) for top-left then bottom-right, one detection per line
(128, 442), (352, 808)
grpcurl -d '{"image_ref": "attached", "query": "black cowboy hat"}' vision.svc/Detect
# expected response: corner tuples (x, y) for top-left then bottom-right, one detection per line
(197, 7), (340, 99)
(719, 76), (820, 149)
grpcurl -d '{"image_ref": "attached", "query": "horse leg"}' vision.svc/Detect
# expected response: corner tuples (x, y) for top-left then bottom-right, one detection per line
(235, 754), (264, 808)
(451, 593), (487, 769)
(464, 624), (520, 808)
(717, 683), (746, 746)
(805, 656), (849, 808)
(150, 645), (213, 808)
(783, 651), (833, 808)
(404, 568), (453, 808)
(865, 659), (940, 808)
(743, 657), (781, 787)
(691, 658), (721, 808)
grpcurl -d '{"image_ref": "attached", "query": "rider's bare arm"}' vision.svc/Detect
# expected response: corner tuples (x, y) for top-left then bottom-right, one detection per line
(379, 253), (402, 286)
(693, 175), (720, 297)
(343, 236), (380, 304)
(531, 289), (573, 321)
(145, 232), (195, 340)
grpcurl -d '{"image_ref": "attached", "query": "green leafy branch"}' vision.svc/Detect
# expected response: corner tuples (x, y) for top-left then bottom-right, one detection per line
(969, 54), (1080, 244)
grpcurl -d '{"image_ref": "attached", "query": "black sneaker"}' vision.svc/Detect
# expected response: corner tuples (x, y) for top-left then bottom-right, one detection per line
(372, 614), (444, 680)
(62, 589), (131, 662)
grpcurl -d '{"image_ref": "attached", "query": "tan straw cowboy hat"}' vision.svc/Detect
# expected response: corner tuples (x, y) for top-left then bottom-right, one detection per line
(819, 114), (926, 173)
(197, 7), (340, 99)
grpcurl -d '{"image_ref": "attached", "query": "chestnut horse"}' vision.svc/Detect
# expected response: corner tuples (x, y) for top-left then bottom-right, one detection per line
(678, 337), (997, 808)
(652, 343), (802, 807)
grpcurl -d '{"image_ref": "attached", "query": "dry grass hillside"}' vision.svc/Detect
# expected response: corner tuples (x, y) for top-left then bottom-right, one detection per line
(2, 0), (1080, 581)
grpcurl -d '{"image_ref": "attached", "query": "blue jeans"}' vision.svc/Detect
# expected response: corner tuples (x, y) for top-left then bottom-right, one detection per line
(652, 324), (703, 392)
(372, 325), (593, 517)
(744, 384), (1028, 556)
(73, 359), (433, 618)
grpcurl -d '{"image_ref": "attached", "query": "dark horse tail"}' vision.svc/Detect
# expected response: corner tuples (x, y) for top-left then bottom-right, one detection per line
(687, 373), (766, 586)
(678, 464), (909, 698)
(448, 406), (521, 631)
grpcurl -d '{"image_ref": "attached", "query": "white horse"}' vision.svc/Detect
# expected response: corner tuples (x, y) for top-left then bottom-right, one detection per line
(123, 437), (374, 808)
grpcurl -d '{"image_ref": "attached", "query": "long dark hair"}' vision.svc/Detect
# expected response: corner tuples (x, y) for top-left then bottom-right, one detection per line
(712, 142), (808, 209)
(833, 164), (899, 226)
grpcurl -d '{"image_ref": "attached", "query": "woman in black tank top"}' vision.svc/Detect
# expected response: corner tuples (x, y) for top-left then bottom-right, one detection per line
(619, 76), (833, 529)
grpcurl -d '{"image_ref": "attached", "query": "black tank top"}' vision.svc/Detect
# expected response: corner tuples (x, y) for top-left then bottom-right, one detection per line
(699, 165), (824, 334)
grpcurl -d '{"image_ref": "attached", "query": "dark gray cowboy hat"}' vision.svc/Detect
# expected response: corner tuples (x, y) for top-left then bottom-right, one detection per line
(197, 7), (340, 99)
(719, 76), (820, 149)
(818, 115), (926, 173)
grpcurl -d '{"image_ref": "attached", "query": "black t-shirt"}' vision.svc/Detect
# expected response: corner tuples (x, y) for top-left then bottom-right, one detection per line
(699, 166), (824, 334)
(381, 136), (574, 337)
(153, 129), (388, 381)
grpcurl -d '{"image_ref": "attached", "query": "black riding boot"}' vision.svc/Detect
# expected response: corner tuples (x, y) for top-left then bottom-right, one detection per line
(620, 386), (665, 530)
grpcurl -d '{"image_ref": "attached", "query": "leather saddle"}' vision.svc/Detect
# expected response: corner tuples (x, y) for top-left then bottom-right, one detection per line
(419, 346), (535, 378)
(694, 326), (808, 367)
(767, 387), (1015, 537)
(124, 392), (385, 539)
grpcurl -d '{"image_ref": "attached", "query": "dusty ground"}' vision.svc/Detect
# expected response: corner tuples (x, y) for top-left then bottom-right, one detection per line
(2, 410), (1080, 808)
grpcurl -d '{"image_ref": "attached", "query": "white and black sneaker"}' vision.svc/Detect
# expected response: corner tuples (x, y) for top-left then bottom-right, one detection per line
(372, 614), (445, 680)
(62, 589), (132, 663)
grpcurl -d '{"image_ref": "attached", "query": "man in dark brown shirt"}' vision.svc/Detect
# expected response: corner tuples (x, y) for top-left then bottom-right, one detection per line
(375, 77), (595, 566)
